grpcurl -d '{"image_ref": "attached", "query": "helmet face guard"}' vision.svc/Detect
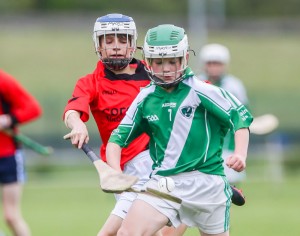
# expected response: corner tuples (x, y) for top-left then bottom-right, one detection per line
(143, 24), (189, 88)
(93, 13), (137, 71)
(145, 56), (186, 89)
(101, 57), (132, 71)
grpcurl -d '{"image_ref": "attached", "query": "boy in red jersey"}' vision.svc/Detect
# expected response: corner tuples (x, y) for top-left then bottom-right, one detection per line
(0, 69), (42, 236)
(63, 13), (165, 236)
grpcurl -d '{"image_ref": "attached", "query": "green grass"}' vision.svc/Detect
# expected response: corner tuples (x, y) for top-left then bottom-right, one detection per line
(0, 156), (299, 236)
(0, 168), (113, 235)
(230, 179), (300, 236)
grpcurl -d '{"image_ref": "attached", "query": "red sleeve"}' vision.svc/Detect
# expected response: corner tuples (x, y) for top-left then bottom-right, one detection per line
(63, 74), (97, 122)
(0, 70), (42, 124)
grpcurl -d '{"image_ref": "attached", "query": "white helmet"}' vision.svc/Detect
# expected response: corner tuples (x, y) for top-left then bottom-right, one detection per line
(143, 24), (189, 89)
(200, 44), (230, 64)
(93, 13), (137, 70)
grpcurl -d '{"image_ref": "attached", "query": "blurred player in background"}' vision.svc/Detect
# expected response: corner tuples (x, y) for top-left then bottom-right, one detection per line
(106, 24), (253, 236)
(63, 13), (185, 236)
(0, 69), (42, 236)
(198, 44), (249, 192)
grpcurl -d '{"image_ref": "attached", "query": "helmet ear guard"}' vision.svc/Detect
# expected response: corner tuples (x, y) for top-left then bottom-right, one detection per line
(93, 13), (137, 71)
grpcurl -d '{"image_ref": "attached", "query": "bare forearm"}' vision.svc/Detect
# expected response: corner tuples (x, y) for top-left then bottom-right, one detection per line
(226, 128), (250, 172)
(234, 128), (250, 161)
(64, 110), (81, 129)
(106, 142), (122, 172)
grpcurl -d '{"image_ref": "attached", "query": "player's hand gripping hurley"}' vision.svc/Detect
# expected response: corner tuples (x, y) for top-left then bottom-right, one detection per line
(81, 143), (182, 204)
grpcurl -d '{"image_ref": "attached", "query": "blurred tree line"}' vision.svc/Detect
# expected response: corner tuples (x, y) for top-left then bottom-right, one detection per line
(1, 0), (300, 18)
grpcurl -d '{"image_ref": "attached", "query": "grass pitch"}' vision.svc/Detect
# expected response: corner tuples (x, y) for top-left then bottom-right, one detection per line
(0, 158), (299, 236)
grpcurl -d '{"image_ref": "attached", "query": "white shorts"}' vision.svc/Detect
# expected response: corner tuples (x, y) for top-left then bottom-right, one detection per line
(136, 171), (232, 234)
(222, 149), (246, 184)
(111, 150), (153, 219)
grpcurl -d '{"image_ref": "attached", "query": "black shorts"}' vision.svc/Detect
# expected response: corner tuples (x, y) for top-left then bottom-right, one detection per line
(0, 150), (25, 184)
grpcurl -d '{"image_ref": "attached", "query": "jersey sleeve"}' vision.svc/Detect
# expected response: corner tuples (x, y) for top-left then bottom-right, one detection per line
(108, 88), (151, 148)
(0, 70), (41, 125)
(195, 80), (253, 132)
(63, 75), (96, 122)
(220, 88), (253, 131)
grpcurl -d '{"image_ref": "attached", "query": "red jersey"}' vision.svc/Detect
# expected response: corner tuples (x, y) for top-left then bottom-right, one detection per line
(63, 59), (150, 169)
(0, 70), (42, 157)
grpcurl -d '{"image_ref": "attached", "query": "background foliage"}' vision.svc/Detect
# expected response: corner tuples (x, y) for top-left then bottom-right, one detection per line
(2, 0), (300, 18)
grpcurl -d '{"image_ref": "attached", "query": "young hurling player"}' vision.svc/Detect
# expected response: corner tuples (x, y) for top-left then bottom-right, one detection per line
(0, 69), (42, 236)
(198, 44), (250, 205)
(106, 24), (253, 236)
(63, 14), (181, 236)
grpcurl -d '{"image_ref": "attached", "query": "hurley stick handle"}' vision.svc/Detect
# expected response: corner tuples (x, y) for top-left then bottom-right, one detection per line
(81, 143), (99, 162)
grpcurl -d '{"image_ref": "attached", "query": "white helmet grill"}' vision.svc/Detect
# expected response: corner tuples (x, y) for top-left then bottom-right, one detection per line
(93, 13), (137, 71)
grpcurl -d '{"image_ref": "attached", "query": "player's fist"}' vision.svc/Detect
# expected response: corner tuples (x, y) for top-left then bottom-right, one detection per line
(226, 154), (246, 172)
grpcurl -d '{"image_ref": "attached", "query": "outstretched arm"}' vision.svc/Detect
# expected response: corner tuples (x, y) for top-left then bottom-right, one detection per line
(226, 128), (250, 172)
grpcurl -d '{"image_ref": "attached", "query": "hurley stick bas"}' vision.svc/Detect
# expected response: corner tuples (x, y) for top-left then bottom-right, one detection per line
(77, 143), (182, 204)
(250, 114), (279, 135)
(80, 143), (181, 204)
(80, 143), (138, 192)
(125, 187), (182, 204)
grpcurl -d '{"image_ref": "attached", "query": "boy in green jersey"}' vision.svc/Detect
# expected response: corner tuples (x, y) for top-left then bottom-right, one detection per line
(106, 24), (253, 236)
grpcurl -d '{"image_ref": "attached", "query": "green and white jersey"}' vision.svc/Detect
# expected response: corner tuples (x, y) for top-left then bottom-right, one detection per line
(109, 68), (253, 177)
(198, 73), (250, 151)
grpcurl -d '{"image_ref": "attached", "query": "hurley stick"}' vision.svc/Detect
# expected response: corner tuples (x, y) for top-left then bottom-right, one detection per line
(81, 143), (138, 192)
(4, 130), (53, 156)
